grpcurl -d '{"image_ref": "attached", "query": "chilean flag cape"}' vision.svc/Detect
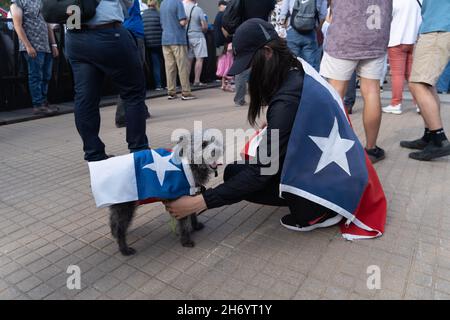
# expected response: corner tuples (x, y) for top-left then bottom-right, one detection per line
(88, 149), (199, 208)
(244, 59), (387, 240)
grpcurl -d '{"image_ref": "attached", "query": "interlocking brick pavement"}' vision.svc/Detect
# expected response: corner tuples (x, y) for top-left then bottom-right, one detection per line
(0, 88), (449, 300)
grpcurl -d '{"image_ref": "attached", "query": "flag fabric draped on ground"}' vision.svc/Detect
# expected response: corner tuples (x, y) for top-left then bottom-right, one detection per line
(279, 59), (387, 240)
(88, 149), (198, 208)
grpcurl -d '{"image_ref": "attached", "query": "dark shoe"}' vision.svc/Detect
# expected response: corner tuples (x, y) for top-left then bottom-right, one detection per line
(168, 94), (178, 100)
(409, 140), (450, 161)
(400, 138), (429, 150)
(280, 213), (343, 232)
(33, 106), (57, 116)
(145, 111), (151, 119)
(235, 101), (247, 107)
(88, 154), (115, 162)
(365, 146), (385, 164)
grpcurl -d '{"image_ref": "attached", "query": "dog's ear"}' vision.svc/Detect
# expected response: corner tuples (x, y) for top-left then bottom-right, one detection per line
(172, 133), (190, 163)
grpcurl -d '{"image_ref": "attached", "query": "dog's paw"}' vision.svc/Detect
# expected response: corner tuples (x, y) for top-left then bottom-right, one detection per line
(181, 240), (195, 247)
(193, 222), (204, 231)
(120, 247), (136, 256)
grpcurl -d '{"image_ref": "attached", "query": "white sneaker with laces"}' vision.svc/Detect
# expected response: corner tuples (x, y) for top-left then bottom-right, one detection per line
(382, 104), (402, 115)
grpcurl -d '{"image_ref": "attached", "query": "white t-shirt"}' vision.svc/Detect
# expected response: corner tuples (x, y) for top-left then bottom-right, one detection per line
(388, 0), (422, 47)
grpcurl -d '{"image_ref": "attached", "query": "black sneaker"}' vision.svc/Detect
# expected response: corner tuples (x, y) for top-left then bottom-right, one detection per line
(280, 213), (343, 232)
(115, 121), (126, 128)
(181, 93), (197, 100)
(409, 140), (450, 161)
(168, 94), (178, 100)
(400, 138), (429, 150)
(365, 146), (385, 164)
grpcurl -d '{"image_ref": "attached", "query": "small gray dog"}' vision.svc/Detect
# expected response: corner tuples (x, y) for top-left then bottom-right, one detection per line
(109, 132), (222, 256)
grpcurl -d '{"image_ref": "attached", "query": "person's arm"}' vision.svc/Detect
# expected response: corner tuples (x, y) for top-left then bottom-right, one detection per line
(47, 24), (59, 58)
(279, 0), (291, 26)
(199, 9), (208, 32)
(10, 3), (36, 58)
(317, 0), (328, 23)
(177, 1), (187, 27)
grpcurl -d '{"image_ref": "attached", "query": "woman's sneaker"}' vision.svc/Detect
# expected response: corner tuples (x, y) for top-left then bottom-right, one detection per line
(382, 104), (402, 115)
(365, 146), (386, 163)
(280, 213), (343, 232)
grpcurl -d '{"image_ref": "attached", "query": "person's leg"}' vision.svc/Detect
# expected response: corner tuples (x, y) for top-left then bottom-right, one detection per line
(359, 77), (382, 150)
(149, 48), (162, 88)
(173, 45), (192, 96)
(24, 52), (45, 108)
(194, 58), (204, 84)
(436, 62), (450, 93)
(162, 45), (177, 96)
(286, 28), (302, 58)
(405, 44), (417, 105)
(410, 83), (443, 130)
(343, 72), (357, 113)
(388, 45), (407, 106)
(234, 68), (250, 105)
(299, 30), (320, 71)
(41, 52), (53, 105)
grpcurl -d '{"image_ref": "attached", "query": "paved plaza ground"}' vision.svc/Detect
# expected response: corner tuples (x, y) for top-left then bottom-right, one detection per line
(1, 88), (450, 300)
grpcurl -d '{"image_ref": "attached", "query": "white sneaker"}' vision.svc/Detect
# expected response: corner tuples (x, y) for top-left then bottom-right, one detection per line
(382, 104), (402, 115)
(416, 106), (421, 114)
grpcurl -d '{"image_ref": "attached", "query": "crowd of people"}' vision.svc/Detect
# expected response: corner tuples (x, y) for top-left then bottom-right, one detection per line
(6, 0), (450, 163)
(4, 0), (450, 232)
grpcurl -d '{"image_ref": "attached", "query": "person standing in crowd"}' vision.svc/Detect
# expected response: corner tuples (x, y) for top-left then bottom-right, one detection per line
(183, 0), (208, 87)
(402, 0), (450, 161)
(320, 0), (392, 164)
(223, 0), (276, 107)
(160, 0), (196, 100)
(142, 0), (164, 91)
(10, 0), (59, 116)
(213, 1), (228, 62)
(116, 0), (151, 128)
(65, 0), (149, 162)
(279, 0), (327, 71)
(382, 0), (422, 115)
(436, 62), (450, 94)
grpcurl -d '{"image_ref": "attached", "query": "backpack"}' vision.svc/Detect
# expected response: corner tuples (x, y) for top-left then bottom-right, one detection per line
(41, 0), (100, 24)
(222, 0), (245, 36)
(290, 0), (318, 34)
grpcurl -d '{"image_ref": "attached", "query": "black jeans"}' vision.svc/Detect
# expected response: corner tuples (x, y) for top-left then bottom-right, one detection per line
(224, 163), (334, 223)
(66, 26), (149, 161)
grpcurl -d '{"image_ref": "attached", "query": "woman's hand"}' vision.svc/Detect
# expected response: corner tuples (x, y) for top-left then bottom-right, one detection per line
(164, 195), (207, 220)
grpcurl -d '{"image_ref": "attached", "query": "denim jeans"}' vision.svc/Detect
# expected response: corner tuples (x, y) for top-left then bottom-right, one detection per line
(286, 28), (319, 71)
(147, 46), (163, 88)
(66, 26), (149, 161)
(24, 51), (53, 107)
(344, 72), (357, 107)
(437, 62), (450, 93)
(234, 68), (251, 105)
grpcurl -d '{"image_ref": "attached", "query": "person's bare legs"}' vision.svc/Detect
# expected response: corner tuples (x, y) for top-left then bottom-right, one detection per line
(194, 58), (204, 84)
(359, 77), (382, 150)
(410, 82), (442, 130)
(328, 78), (349, 99)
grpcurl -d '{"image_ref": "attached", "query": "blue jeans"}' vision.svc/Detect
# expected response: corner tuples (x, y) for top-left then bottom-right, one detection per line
(286, 28), (319, 71)
(234, 68), (251, 105)
(24, 51), (53, 107)
(66, 26), (149, 161)
(344, 72), (357, 107)
(437, 62), (450, 93)
(147, 46), (163, 88)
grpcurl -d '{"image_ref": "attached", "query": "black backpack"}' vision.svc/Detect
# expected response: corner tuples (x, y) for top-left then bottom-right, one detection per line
(290, 0), (318, 34)
(41, 0), (100, 24)
(222, 0), (245, 36)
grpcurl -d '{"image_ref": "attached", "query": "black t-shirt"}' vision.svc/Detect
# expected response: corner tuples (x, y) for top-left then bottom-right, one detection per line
(242, 0), (276, 21)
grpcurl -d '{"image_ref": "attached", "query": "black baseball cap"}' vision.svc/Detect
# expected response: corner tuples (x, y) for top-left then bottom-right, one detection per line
(228, 18), (279, 76)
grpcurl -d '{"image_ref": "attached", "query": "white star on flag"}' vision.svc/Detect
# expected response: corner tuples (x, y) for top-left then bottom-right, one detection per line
(143, 150), (181, 186)
(309, 118), (355, 176)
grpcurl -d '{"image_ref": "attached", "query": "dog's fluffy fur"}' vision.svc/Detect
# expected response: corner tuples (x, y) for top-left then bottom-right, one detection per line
(109, 132), (221, 256)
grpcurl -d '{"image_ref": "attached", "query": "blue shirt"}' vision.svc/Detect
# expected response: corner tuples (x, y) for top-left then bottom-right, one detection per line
(87, 0), (132, 25)
(124, 0), (144, 38)
(160, 0), (187, 45)
(420, 0), (450, 34)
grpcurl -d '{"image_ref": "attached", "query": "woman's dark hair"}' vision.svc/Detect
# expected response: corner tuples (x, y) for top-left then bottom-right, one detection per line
(247, 38), (302, 126)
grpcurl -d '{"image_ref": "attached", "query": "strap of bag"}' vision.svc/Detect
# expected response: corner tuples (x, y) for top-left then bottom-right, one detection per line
(186, 5), (196, 44)
(416, 0), (422, 8)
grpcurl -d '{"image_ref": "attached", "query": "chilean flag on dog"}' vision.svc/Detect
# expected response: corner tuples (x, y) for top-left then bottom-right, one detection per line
(88, 149), (198, 208)
(245, 59), (387, 240)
